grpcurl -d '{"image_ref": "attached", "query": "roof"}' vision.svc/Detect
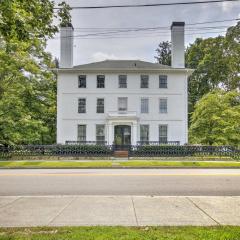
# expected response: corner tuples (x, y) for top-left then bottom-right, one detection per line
(73, 60), (172, 70)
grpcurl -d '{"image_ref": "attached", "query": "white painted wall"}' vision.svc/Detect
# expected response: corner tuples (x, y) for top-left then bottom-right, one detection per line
(57, 71), (188, 145)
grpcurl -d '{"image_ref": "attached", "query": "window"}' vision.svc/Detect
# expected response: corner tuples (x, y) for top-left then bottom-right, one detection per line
(96, 124), (105, 144)
(159, 98), (167, 113)
(119, 75), (127, 88)
(97, 75), (105, 88)
(159, 125), (168, 143)
(159, 75), (167, 88)
(141, 98), (149, 113)
(140, 125), (149, 142)
(118, 97), (128, 112)
(78, 125), (86, 141)
(96, 98), (104, 113)
(78, 75), (86, 88)
(141, 75), (149, 88)
(78, 98), (86, 113)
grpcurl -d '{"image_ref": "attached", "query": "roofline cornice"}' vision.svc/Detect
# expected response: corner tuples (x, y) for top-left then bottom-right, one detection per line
(53, 68), (194, 75)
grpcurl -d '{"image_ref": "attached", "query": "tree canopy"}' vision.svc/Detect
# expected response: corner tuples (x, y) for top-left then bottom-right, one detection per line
(189, 90), (240, 146)
(155, 41), (171, 66)
(0, 0), (71, 145)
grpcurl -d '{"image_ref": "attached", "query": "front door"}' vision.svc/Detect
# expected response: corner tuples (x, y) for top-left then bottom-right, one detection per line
(114, 125), (131, 149)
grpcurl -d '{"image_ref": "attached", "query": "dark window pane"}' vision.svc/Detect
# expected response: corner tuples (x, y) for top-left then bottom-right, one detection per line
(97, 98), (104, 113)
(119, 75), (127, 88)
(140, 125), (149, 142)
(159, 125), (168, 143)
(78, 98), (86, 113)
(78, 125), (86, 141)
(159, 75), (167, 88)
(97, 75), (105, 88)
(141, 75), (149, 88)
(96, 124), (105, 144)
(159, 98), (167, 113)
(78, 75), (86, 88)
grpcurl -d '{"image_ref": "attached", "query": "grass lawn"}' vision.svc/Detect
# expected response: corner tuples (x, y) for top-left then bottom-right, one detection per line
(0, 160), (240, 168)
(0, 226), (240, 240)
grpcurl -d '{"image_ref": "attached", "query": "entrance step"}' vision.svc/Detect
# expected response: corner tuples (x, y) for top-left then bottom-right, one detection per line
(114, 151), (129, 158)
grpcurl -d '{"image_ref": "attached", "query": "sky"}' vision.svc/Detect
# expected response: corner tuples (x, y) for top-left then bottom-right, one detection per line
(46, 0), (240, 65)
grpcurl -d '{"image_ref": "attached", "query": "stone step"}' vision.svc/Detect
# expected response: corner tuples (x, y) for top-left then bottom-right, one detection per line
(114, 151), (129, 158)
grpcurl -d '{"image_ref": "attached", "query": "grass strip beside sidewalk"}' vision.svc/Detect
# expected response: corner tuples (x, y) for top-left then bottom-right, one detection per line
(0, 226), (240, 240)
(0, 160), (240, 168)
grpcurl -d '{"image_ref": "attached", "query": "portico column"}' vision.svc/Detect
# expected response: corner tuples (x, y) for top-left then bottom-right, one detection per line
(132, 123), (138, 145)
(108, 124), (114, 145)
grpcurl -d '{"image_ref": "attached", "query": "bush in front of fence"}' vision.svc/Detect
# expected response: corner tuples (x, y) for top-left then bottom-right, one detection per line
(0, 144), (113, 158)
(0, 144), (239, 159)
(129, 145), (240, 158)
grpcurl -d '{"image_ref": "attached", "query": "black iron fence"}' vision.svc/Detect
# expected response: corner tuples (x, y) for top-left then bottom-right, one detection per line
(0, 144), (239, 159)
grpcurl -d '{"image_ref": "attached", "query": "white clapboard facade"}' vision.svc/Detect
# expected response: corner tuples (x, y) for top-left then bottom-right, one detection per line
(57, 22), (193, 145)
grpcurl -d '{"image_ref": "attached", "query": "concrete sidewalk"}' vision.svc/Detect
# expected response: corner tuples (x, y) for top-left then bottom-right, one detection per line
(0, 196), (240, 227)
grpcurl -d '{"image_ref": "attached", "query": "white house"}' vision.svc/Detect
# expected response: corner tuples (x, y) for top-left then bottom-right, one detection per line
(56, 22), (193, 146)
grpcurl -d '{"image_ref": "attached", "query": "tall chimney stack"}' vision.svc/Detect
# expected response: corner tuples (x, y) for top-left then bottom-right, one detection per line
(60, 25), (74, 68)
(171, 22), (185, 68)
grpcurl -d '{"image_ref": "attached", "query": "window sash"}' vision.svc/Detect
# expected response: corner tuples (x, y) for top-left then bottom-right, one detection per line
(159, 75), (167, 88)
(119, 75), (127, 88)
(141, 75), (149, 88)
(118, 97), (128, 112)
(159, 98), (167, 113)
(78, 75), (86, 88)
(141, 98), (149, 113)
(140, 125), (149, 142)
(78, 98), (86, 113)
(97, 75), (105, 88)
(159, 125), (168, 143)
(78, 125), (86, 141)
(96, 124), (105, 143)
(97, 98), (104, 113)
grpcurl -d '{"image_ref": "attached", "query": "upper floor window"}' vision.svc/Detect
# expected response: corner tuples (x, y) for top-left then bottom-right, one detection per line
(140, 125), (149, 142)
(118, 97), (128, 112)
(78, 98), (86, 113)
(96, 124), (105, 144)
(97, 75), (105, 88)
(159, 125), (168, 143)
(159, 75), (167, 88)
(78, 125), (86, 141)
(96, 98), (104, 113)
(141, 75), (149, 88)
(119, 75), (127, 88)
(159, 98), (167, 113)
(78, 75), (86, 88)
(141, 98), (149, 113)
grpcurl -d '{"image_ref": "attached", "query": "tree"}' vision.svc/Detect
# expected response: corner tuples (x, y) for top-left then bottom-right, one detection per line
(189, 90), (240, 146)
(155, 41), (171, 66)
(0, 1), (71, 145)
(186, 21), (240, 116)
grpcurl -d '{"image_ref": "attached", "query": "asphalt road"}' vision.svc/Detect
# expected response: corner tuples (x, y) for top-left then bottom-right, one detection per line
(0, 169), (240, 196)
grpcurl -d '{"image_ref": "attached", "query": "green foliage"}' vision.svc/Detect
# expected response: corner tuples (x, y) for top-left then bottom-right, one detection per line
(0, 0), (71, 145)
(189, 90), (240, 146)
(186, 22), (240, 115)
(154, 41), (171, 66)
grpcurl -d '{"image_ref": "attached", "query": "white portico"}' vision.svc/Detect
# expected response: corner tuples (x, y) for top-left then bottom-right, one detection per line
(106, 112), (138, 145)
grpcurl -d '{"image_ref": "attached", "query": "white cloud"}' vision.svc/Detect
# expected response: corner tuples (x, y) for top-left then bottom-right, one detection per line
(92, 52), (119, 61)
(221, 2), (234, 12)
